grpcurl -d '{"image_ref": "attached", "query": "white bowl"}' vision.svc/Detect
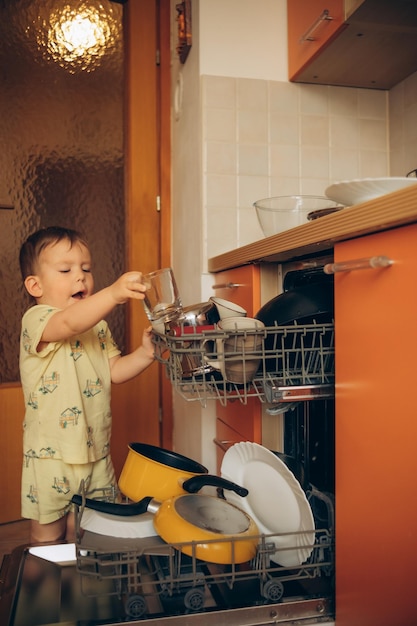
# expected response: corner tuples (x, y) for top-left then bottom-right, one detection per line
(325, 177), (417, 206)
(254, 195), (342, 237)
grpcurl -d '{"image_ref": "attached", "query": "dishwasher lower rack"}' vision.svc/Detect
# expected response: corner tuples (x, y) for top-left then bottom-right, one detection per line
(73, 488), (334, 622)
(153, 321), (334, 406)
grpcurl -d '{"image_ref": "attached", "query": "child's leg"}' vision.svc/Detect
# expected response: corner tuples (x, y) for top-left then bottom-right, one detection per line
(65, 511), (76, 542)
(30, 516), (67, 544)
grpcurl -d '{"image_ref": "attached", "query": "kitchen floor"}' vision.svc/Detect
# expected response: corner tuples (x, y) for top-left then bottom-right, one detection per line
(0, 519), (31, 563)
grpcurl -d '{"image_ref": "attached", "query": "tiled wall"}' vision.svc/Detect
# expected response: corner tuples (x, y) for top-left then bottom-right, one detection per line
(202, 75), (389, 264)
(389, 71), (417, 177)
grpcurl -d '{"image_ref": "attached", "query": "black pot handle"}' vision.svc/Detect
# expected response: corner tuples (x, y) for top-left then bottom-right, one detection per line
(71, 494), (153, 517)
(182, 474), (248, 497)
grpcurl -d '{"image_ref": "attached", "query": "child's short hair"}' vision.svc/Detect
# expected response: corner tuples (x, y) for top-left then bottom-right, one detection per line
(19, 226), (88, 280)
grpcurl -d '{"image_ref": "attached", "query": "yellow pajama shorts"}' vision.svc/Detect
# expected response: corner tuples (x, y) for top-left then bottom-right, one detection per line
(21, 454), (117, 524)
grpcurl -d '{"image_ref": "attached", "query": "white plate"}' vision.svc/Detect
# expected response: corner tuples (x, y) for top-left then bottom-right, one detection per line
(221, 442), (315, 567)
(325, 177), (417, 206)
(80, 509), (158, 538)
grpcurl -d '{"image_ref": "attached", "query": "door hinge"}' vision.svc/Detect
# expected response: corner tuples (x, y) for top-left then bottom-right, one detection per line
(156, 195), (161, 212)
(156, 49), (161, 66)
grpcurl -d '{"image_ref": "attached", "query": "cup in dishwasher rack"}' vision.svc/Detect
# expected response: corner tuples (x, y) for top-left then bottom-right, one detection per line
(207, 316), (265, 384)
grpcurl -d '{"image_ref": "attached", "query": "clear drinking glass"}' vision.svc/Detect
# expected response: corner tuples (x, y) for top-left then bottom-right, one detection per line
(142, 268), (183, 323)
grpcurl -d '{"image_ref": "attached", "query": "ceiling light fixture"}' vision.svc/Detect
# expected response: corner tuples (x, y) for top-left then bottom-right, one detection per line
(24, 1), (122, 73)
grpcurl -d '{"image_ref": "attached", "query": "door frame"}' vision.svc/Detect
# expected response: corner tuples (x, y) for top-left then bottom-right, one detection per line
(104, 0), (173, 476)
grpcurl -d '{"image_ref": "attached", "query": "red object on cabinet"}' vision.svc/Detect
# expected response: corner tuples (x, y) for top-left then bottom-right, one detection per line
(211, 265), (262, 473)
(334, 225), (417, 625)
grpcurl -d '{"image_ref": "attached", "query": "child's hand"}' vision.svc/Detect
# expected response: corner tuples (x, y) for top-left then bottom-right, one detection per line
(142, 326), (155, 359)
(110, 272), (147, 304)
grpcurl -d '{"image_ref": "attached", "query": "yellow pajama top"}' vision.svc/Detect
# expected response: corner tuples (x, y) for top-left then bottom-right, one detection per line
(19, 304), (121, 465)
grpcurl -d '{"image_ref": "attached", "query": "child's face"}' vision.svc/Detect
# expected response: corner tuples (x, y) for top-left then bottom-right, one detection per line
(31, 238), (94, 309)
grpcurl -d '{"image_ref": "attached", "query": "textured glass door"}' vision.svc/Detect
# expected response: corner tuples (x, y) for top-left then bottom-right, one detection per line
(0, 0), (125, 383)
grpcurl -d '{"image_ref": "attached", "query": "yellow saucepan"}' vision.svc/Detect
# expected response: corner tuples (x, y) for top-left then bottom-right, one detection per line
(152, 493), (259, 564)
(72, 491), (259, 565)
(119, 442), (247, 502)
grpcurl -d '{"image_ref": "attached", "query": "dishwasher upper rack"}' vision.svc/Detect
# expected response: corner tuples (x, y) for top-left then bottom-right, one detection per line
(153, 321), (334, 406)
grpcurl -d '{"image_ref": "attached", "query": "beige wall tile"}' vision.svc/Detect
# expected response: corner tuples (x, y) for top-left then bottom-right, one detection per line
(239, 206), (264, 244)
(201, 74), (396, 255)
(204, 107), (236, 142)
(301, 115), (329, 147)
(270, 144), (300, 178)
(238, 108), (268, 143)
(270, 112), (299, 144)
(329, 86), (358, 117)
(269, 81), (299, 113)
(203, 75), (236, 109)
(238, 143), (269, 176)
(270, 177), (301, 196)
(238, 174), (269, 208)
(330, 148), (360, 181)
(205, 173), (237, 207)
(359, 150), (389, 178)
(404, 72), (417, 108)
(206, 206), (238, 257)
(299, 84), (329, 116)
(300, 146), (329, 180)
(205, 141), (237, 175)
(389, 71), (417, 175)
(237, 77), (268, 110)
(359, 119), (387, 151)
(358, 89), (387, 119)
(330, 115), (360, 149)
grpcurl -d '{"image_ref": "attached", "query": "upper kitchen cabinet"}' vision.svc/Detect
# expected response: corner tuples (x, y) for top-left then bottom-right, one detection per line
(288, 0), (417, 89)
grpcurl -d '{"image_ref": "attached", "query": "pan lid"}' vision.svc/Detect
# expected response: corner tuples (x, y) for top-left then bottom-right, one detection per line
(174, 494), (252, 535)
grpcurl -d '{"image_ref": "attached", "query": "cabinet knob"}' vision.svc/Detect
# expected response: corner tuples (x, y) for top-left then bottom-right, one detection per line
(323, 255), (393, 274)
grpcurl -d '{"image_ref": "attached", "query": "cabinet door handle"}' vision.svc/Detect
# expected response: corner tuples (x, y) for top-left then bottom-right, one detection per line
(212, 283), (245, 290)
(323, 255), (393, 274)
(213, 438), (240, 452)
(300, 9), (334, 43)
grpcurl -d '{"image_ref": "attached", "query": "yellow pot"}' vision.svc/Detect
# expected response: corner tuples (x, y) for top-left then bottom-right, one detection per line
(153, 493), (259, 565)
(118, 442), (209, 502)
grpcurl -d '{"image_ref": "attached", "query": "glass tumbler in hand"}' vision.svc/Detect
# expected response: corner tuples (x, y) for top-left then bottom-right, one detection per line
(142, 267), (183, 324)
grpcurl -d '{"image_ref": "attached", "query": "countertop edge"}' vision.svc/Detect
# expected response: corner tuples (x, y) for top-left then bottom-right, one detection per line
(208, 185), (417, 272)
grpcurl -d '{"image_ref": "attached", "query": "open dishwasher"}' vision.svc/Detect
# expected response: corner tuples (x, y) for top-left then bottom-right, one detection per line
(70, 481), (334, 623)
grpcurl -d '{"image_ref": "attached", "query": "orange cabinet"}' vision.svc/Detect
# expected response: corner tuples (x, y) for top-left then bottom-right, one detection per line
(287, 0), (347, 82)
(334, 224), (417, 625)
(211, 265), (262, 472)
(288, 0), (417, 89)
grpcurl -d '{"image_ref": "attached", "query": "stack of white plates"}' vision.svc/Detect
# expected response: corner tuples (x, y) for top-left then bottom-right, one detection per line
(221, 441), (315, 567)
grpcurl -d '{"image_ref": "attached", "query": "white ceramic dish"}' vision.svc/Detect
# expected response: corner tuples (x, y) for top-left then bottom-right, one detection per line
(221, 441), (315, 567)
(80, 508), (157, 538)
(325, 177), (417, 206)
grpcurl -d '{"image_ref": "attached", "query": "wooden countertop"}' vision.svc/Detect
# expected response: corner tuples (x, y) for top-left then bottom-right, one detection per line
(208, 185), (417, 272)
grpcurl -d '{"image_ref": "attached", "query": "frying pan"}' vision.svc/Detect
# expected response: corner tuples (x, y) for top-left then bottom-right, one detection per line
(255, 282), (334, 327)
(72, 481), (258, 565)
(119, 442), (242, 501)
(255, 282), (334, 373)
